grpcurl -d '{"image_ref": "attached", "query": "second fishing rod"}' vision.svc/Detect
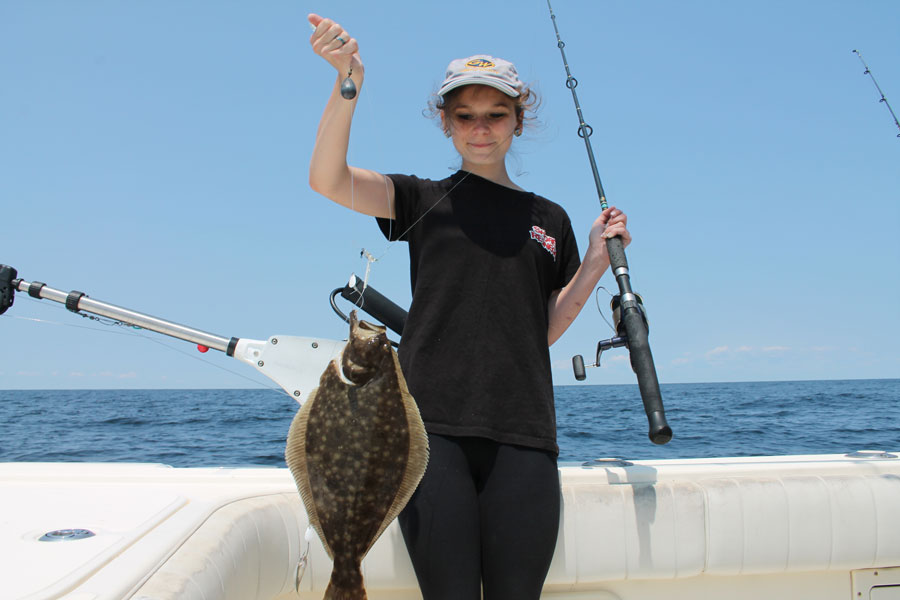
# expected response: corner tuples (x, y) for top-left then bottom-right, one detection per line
(547, 0), (672, 445)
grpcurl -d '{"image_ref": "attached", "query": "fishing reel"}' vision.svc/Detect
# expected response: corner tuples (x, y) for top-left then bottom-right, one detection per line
(573, 292), (648, 380)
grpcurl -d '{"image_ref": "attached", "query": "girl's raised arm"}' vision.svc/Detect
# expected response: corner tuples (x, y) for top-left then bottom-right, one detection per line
(307, 13), (395, 219)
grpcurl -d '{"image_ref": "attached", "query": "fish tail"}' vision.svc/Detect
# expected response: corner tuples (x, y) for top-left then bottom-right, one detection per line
(323, 580), (368, 600)
(323, 560), (367, 600)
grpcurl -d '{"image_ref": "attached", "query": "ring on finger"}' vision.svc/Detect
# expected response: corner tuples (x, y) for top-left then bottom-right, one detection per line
(334, 35), (347, 46)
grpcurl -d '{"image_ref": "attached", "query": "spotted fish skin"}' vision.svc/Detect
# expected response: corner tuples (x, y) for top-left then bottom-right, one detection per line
(286, 311), (428, 600)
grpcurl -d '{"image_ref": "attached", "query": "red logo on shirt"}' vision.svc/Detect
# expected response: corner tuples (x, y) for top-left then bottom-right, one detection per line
(529, 226), (557, 259)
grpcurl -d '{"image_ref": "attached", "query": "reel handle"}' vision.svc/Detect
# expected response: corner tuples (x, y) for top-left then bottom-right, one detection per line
(573, 355), (587, 380)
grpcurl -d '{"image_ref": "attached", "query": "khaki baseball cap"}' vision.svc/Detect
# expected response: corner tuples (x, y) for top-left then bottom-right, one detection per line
(438, 55), (522, 98)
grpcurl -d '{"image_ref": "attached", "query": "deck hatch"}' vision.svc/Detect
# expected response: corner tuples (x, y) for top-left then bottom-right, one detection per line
(39, 528), (96, 542)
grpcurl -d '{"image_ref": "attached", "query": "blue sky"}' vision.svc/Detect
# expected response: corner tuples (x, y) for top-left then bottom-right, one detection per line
(2, 1), (898, 390)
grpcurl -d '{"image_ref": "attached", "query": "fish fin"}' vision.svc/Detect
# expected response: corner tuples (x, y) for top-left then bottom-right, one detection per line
(285, 375), (335, 560)
(365, 348), (430, 554)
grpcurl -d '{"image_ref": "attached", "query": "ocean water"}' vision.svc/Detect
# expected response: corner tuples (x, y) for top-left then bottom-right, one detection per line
(0, 379), (897, 466)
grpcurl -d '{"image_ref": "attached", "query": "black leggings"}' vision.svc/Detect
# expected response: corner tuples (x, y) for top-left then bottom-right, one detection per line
(398, 433), (561, 600)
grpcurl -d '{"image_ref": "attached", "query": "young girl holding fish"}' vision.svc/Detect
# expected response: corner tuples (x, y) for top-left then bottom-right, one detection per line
(306, 13), (630, 599)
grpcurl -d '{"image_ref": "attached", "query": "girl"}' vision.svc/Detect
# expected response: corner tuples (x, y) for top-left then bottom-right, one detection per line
(307, 14), (630, 599)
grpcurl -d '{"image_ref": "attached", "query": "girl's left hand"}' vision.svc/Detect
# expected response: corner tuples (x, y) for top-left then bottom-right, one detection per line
(588, 206), (631, 257)
(590, 206), (631, 246)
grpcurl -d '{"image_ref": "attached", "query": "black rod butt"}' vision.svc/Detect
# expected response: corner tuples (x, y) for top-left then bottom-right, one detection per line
(648, 411), (673, 445)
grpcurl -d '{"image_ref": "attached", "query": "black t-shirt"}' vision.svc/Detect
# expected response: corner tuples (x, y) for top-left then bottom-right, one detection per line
(377, 170), (580, 454)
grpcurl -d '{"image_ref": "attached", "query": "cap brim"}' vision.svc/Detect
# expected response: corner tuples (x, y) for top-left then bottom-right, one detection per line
(438, 77), (520, 98)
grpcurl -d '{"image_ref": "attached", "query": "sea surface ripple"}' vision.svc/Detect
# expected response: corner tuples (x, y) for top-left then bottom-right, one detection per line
(1, 379), (897, 466)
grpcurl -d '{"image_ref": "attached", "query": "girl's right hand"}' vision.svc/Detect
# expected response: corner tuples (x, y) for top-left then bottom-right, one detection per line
(308, 14), (363, 77)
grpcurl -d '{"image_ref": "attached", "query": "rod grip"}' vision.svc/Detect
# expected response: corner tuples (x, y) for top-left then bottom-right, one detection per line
(606, 235), (628, 271)
(621, 292), (672, 444)
(605, 236), (673, 445)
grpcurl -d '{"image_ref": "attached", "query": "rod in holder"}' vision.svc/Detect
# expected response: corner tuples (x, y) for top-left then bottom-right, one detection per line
(330, 274), (408, 337)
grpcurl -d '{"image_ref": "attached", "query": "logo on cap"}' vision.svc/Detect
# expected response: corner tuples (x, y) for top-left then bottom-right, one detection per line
(466, 58), (495, 69)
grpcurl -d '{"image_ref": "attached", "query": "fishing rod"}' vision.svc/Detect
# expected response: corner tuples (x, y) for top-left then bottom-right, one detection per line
(546, 0), (672, 445)
(853, 49), (900, 138)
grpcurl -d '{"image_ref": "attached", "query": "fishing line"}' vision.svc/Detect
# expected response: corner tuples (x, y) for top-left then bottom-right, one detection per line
(365, 125), (521, 267)
(382, 173), (392, 245)
(321, 18), (520, 308)
(141, 333), (287, 393)
(594, 286), (617, 334)
(11, 296), (282, 392)
(348, 169), (375, 295)
(853, 49), (900, 138)
(349, 173), (391, 294)
(348, 122), (521, 329)
(351, 170), (471, 306)
(352, 130), (517, 300)
(8, 301), (142, 333)
(307, 17), (377, 301)
(360, 248), (376, 290)
(368, 170), (475, 262)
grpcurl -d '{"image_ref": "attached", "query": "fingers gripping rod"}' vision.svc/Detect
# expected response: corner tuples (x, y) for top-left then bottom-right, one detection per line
(547, 0), (672, 444)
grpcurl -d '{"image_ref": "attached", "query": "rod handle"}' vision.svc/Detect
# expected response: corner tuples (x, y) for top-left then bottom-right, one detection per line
(606, 235), (628, 271)
(620, 290), (672, 444)
(605, 237), (673, 445)
(647, 411), (672, 444)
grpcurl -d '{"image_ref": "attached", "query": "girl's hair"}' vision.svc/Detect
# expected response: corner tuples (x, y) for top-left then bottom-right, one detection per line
(426, 84), (541, 136)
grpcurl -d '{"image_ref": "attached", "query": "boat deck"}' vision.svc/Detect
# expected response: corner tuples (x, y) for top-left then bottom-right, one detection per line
(2, 452), (899, 599)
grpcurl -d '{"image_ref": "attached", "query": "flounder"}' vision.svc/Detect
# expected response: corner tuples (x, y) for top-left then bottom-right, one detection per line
(285, 311), (428, 600)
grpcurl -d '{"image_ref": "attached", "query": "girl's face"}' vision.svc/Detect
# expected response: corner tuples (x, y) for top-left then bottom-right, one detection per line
(441, 85), (521, 170)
